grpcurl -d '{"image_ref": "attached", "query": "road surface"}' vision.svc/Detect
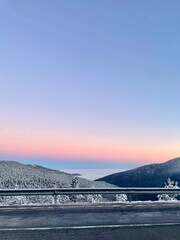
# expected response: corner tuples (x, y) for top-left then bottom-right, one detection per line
(0, 202), (180, 239)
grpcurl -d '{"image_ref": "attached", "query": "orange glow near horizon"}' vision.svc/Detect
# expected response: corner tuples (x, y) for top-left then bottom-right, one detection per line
(0, 125), (179, 164)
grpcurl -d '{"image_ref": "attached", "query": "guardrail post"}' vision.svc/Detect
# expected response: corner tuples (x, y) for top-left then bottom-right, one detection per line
(53, 191), (58, 204)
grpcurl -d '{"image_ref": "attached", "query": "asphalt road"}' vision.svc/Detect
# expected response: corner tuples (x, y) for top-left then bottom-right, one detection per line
(0, 202), (180, 239)
(1, 224), (180, 240)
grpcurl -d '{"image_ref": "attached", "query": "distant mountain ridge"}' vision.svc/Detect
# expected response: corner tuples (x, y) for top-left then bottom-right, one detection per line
(96, 157), (180, 188)
(96, 157), (180, 200)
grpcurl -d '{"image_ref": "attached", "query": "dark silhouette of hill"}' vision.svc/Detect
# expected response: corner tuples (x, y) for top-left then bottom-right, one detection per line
(96, 157), (180, 200)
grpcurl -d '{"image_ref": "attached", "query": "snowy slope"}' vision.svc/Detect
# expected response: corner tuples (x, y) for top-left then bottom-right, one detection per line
(0, 160), (115, 189)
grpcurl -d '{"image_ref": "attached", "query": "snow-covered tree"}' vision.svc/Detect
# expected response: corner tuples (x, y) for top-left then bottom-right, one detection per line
(115, 194), (127, 202)
(69, 178), (79, 203)
(158, 178), (179, 201)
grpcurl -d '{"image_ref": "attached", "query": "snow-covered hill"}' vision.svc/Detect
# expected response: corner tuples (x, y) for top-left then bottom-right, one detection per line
(0, 160), (114, 189)
(0, 161), (120, 205)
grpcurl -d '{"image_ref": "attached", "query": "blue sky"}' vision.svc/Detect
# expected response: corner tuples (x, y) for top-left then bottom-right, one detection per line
(0, 0), (180, 170)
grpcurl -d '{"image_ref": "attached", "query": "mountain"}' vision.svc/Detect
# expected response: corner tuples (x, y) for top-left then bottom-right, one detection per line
(0, 160), (117, 205)
(96, 157), (180, 200)
(0, 160), (113, 189)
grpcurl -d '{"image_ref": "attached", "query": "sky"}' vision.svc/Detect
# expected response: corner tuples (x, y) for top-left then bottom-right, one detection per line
(0, 0), (180, 170)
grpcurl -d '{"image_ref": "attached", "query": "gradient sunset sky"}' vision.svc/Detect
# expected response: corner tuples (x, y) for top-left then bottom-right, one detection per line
(1, 0), (180, 170)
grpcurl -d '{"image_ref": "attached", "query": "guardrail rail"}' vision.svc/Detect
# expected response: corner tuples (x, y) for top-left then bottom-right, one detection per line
(0, 187), (179, 196)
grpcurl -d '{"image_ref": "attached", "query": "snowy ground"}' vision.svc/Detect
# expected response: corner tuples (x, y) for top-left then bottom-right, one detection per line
(65, 169), (126, 180)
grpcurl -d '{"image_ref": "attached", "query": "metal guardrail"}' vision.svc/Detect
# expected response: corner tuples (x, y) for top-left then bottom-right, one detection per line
(0, 188), (180, 196)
